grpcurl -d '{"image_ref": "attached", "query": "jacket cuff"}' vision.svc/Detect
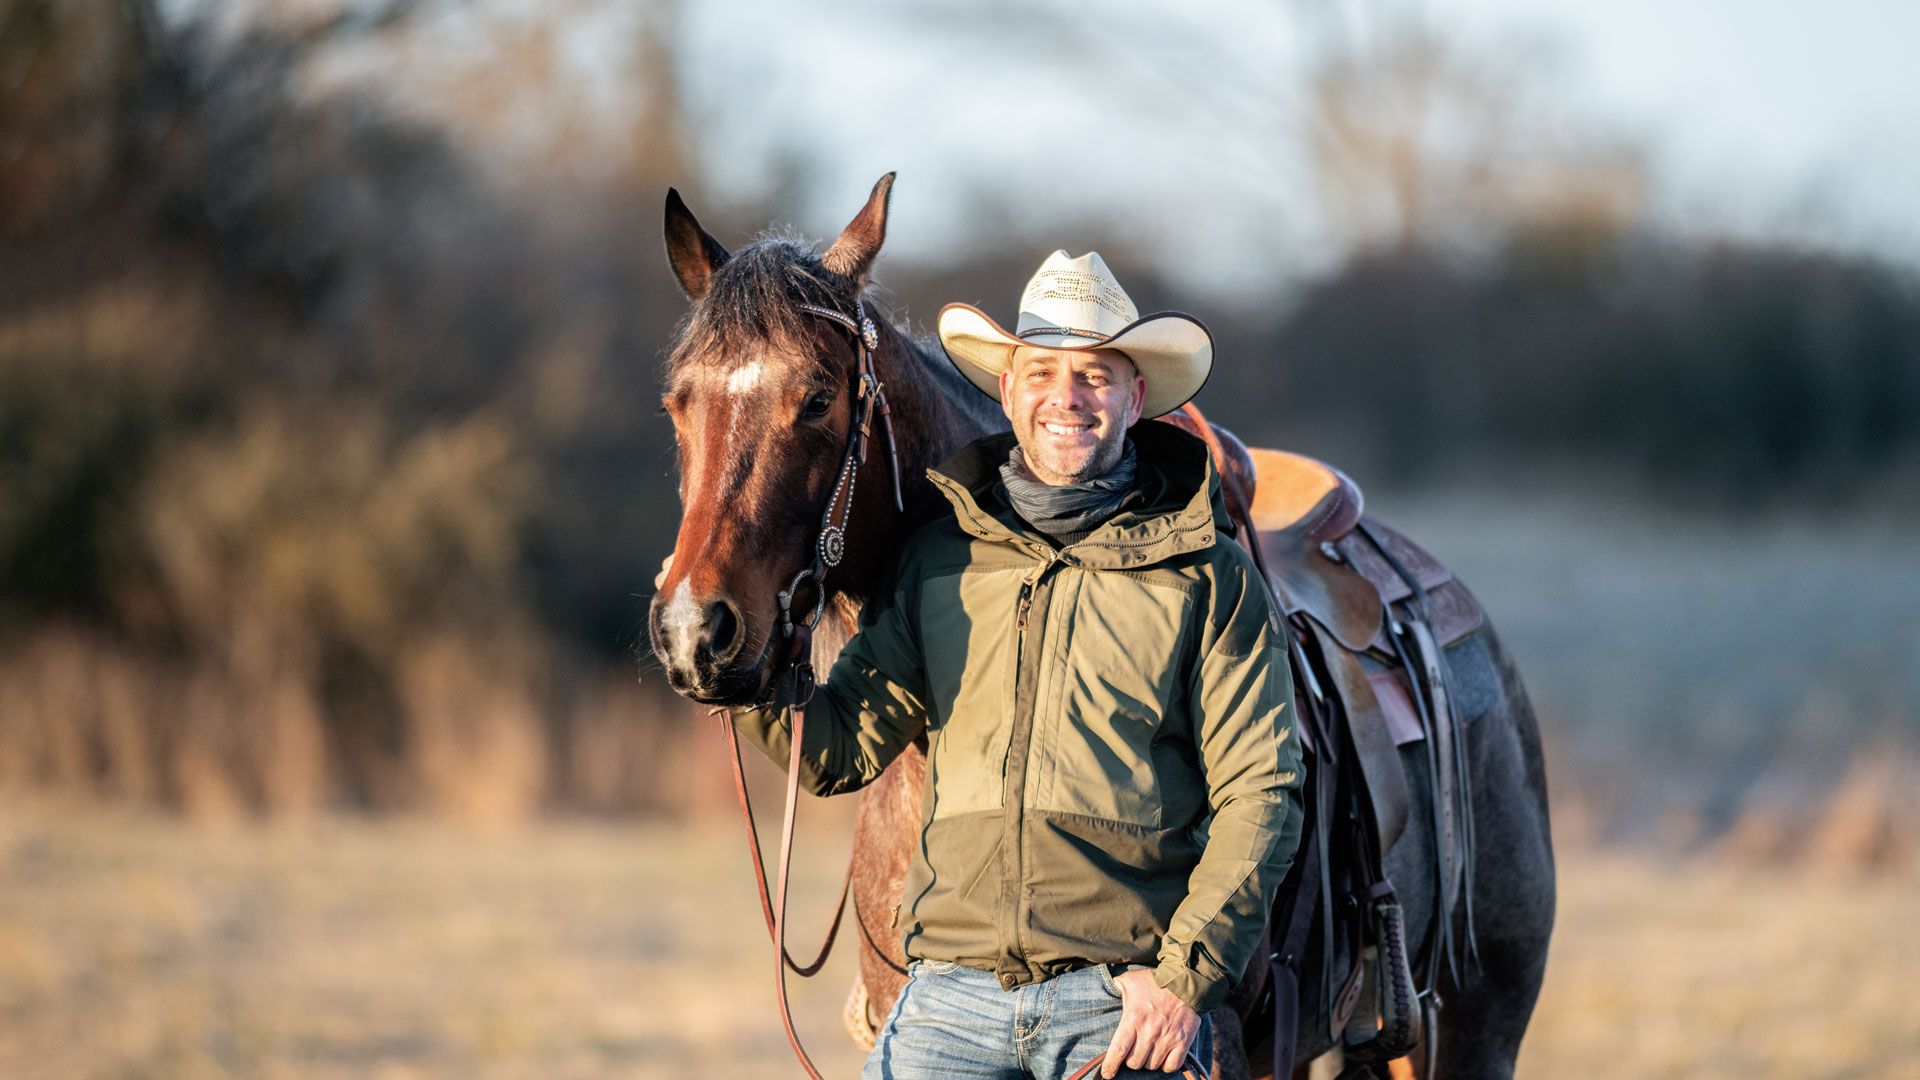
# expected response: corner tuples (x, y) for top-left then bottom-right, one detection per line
(1152, 951), (1229, 1014)
(728, 678), (796, 733)
(727, 688), (799, 775)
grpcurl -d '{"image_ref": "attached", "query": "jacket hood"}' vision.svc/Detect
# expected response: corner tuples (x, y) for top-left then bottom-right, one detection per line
(925, 420), (1233, 569)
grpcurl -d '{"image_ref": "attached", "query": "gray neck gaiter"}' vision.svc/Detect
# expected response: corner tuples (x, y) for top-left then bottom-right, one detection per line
(999, 438), (1139, 547)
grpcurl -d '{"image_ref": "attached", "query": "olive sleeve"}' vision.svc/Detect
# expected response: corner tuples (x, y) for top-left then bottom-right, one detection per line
(728, 553), (931, 798)
(1152, 543), (1307, 1013)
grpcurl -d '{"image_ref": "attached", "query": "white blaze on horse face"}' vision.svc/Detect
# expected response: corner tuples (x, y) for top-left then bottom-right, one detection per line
(726, 361), (765, 395)
(721, 360), (767, 451)
(661, 578), (702, 671)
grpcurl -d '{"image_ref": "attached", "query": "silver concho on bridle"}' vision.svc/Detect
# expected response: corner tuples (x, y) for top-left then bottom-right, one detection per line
(818, 524), (846, 567)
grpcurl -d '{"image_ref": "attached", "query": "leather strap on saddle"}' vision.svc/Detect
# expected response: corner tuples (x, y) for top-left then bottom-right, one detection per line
(1360, 521), (1481, 987)
(1305, 619), (1409, 853)
(1263, 789), (1323, 1080)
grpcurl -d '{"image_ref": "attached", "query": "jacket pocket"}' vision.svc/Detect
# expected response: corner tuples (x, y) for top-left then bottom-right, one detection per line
(919, 567), (1022, 819)
(1029, 569), (1196, 827)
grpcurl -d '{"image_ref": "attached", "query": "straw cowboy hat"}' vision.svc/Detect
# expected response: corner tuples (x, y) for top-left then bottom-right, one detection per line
(937, 250), (1214, 419)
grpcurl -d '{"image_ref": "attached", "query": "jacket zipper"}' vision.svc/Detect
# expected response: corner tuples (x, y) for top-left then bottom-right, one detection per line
(1000, 553), (1060, 986)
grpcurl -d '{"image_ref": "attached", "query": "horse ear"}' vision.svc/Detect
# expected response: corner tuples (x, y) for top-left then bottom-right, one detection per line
(821, 172), (896, 287)
(664, 187), (730, 301)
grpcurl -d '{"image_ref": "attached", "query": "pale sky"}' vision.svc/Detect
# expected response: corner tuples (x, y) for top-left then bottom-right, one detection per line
(296, 0), (1920, 296)
(1440, 0), (1920, 257)
(666, 0), (1920, 295)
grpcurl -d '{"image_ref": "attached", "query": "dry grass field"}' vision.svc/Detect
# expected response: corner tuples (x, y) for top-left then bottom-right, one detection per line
(0, 796), (1915, 1079)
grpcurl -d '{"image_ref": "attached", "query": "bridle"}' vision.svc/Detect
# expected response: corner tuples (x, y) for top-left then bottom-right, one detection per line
(770, 298), (905, 703)
(718, 293), (904, 1080)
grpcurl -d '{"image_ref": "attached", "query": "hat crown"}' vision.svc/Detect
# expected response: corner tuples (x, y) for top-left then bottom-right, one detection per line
(1014, 251), (1140, 343)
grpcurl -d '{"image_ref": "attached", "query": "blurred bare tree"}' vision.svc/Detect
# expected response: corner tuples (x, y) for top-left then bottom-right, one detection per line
(1297, 13), (1646, 254)
(869, 0), (1645, 259)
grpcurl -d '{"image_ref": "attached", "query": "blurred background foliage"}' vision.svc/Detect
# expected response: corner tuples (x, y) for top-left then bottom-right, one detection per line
(1, 0), (1915, 856)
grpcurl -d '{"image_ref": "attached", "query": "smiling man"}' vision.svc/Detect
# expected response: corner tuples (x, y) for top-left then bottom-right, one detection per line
(727, 250), (1304, 1079)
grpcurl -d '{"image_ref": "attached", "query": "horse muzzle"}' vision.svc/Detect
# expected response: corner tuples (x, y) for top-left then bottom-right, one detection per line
(649, 582), (782, 705)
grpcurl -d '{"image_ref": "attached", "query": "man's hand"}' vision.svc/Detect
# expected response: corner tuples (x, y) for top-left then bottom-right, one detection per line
(1101, 968), (1201, 1076)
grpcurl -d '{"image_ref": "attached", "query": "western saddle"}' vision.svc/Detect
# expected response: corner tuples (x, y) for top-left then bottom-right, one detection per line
(1161, 408), (1483, 1080)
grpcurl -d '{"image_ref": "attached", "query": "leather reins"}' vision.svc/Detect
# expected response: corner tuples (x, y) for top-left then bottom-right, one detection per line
(717, 296), (901, 1080)
(1066, 1050), (1208, 1080)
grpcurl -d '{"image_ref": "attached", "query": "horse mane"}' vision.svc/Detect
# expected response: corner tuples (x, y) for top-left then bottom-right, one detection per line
(666, 227), (1007, 463)
(666, 228), (849, 375)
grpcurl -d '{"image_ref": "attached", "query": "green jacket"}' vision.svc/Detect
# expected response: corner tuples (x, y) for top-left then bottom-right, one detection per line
(731, 422), (1304, 1013)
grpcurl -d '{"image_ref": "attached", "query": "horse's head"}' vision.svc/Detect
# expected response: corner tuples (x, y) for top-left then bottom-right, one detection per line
(649, 175), (897, 705)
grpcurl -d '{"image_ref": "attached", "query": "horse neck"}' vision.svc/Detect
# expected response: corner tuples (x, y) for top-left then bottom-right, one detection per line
(866, 312), (1002, 505)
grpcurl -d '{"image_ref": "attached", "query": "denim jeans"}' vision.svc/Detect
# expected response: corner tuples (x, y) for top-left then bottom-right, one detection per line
(861, 959), (1213, 1080)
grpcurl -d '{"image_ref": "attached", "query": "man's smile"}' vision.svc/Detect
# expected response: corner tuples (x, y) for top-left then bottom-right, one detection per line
(1041, 418), (1095, 439)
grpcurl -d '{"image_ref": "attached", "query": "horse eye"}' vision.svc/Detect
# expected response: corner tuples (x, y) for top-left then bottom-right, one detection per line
(800, 389), (834, 422)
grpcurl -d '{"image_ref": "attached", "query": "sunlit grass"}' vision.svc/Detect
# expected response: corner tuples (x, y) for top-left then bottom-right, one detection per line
(0, 797), (1913, 1078)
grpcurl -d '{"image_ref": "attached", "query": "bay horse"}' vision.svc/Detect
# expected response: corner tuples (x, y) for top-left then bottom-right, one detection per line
(648, 174), (1555, 1078)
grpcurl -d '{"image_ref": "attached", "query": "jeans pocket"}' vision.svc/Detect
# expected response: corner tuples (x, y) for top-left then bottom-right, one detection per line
(918, 959), (960, 975)
(1092, 962), (1123, 999)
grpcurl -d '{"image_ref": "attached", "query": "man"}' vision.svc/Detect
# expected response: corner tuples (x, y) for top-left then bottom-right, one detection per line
(728, 251), (1304, 1079)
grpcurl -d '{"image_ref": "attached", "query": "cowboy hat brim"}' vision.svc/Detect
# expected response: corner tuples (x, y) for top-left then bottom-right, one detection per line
(936, 302), (1214, 419)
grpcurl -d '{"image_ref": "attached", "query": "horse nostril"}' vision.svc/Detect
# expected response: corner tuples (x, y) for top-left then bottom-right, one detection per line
(705, 599), (741, 661)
